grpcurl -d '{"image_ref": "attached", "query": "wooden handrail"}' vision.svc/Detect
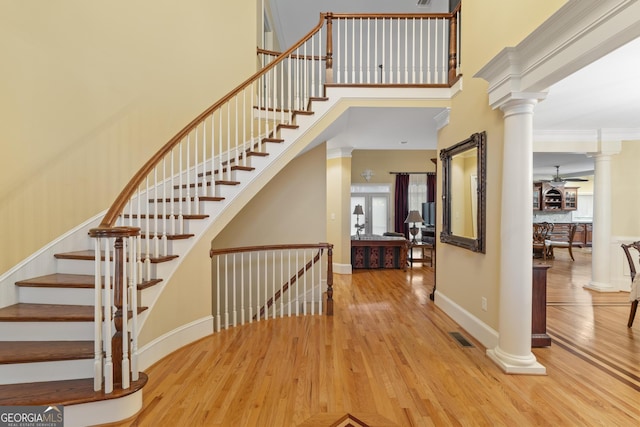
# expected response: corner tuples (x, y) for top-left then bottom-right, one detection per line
(257, 47), (326, 62)
(210, 242), (332, 257)
(98, 10), (461, 229)
(97, 14), (327, 229)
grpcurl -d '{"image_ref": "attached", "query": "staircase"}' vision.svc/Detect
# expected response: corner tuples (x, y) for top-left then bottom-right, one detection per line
(0, 94), (334, 425)
(0, 10), (461, 426)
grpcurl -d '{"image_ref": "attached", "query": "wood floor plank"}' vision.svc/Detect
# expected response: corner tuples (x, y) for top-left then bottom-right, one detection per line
(99, 253), (640, 426)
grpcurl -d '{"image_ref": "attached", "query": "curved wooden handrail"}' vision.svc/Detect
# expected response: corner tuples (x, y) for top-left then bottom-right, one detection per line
(98, 14), (328, 229)
(97, 9), (461, 229)
(210, 242), (333, 258)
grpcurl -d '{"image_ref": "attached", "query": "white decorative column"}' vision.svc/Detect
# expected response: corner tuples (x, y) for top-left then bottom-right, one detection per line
(585, 138), (621, 291)
(487, 96), (546, 375)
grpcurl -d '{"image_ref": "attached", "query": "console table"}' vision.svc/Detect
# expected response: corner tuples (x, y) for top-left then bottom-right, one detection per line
(532, 264), (552, 347)
(351, 235), (408, 270)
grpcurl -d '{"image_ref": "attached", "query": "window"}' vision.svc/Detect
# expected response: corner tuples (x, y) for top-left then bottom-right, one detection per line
(351, 184), (391, 236)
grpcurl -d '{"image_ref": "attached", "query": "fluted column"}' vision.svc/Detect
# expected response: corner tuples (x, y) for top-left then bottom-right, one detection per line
(487, 96), (546, 375)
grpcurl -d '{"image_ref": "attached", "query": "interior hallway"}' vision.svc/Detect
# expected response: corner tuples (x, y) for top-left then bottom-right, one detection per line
(103, 249), (640, 426)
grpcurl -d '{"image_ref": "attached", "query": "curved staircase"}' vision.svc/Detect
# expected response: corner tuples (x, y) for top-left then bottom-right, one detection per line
(0, 95), (332, 425)
(0, 9), (462, 426)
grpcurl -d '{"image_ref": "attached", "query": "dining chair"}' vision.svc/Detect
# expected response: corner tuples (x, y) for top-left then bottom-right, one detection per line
(533, 222), (553, 260)
(620, 241), (640, 328)
(546, 223), (579, 261)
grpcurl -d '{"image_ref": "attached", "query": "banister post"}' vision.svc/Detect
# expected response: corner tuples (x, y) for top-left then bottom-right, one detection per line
(448, 12), (458, 83)
(325, 13), (334, 84)
(112, 236), (125, 387)
(326, 244), (333, 315)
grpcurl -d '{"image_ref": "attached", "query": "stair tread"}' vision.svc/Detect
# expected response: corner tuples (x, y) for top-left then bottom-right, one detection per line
(15, 273), (162, 290)
(0, 303), (147, 322)
(149, 196), (224, 203)
(0, 303), (94, 321)
(55, 250), (179, 263)
(0, 373), (148, 406)
(139, 232), (195, 240)
(0, 340), (94, 364)
(122, 213), (209, 219)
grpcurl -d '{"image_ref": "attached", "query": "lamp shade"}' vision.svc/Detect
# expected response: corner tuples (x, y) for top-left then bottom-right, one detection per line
(404, 210), (424, 224)
(353, 204), (364, 215)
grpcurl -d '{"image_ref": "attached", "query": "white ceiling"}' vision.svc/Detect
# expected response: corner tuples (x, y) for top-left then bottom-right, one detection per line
(268, 0), (640, 176)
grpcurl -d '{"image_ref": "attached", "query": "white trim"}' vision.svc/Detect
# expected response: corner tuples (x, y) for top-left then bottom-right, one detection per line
(327, 147), (354, 159)
(137, 316), (214, 371)
(476, 0), (640, 109)
(64, 389), (143, 427)
(0, 212), (103, 308)
(333, 263), (352, 275)
(434, 290), (499, 350)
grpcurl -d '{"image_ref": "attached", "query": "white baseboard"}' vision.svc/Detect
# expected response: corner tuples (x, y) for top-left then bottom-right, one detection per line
(64, 388), (142, 427)
(434, 290), (499, 350)
(333, 263), (352, 275)
(137, 316), (214, 371)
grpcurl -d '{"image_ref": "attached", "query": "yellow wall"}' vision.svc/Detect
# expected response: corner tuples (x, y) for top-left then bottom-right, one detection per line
(140, 143), (328, 345)
(327, 155), (352, 266)
(212, 144), (327, 249)
(0, 0), (257, 274)
(612, 140), (640, 236)
(436, 0), (566, 329)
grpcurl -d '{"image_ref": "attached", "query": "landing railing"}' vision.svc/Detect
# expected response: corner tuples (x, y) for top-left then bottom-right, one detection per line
(89, 8), (460, 394)
(210, 243), (334, 330)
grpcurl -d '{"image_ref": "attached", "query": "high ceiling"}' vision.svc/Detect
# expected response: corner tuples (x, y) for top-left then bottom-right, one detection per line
(267, 0), (640, 176)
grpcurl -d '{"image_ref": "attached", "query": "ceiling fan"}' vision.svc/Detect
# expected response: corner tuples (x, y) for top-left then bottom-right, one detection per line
(540, 165), (589, 186)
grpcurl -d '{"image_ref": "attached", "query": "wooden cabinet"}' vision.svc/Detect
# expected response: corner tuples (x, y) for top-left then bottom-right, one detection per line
(533, 183), (578, 211)
(563, 188), (578, 210)
(533, 185), (541, 210)
(532, 264), (551, 347)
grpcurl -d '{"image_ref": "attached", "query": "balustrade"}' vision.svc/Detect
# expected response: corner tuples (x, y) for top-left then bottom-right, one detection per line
(89, 8), (459, 394)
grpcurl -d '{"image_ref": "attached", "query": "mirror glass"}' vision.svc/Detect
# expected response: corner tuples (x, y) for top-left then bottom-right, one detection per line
(440, 131), (486, 253)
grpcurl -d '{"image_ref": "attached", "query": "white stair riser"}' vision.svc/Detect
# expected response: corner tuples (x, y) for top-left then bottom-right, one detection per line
(18, 287), (94, 305)
(0, 358), (93, 385)
(56, 259), (94, 276)
(0, 322), (94, 341)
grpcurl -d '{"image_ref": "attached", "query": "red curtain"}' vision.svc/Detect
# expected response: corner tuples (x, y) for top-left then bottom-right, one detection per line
(394, 174), (409, 238)
(427, 172), (436, 203)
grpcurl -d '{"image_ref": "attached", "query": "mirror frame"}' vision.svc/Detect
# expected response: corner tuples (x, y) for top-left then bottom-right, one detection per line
(440, 131), (486, 253)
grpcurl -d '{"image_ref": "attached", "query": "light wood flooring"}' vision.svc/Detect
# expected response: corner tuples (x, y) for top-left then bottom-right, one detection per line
(103, 249), (640, 426)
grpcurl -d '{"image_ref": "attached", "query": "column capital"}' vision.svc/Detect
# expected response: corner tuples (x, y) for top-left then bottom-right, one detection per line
(326, 147), (354, 159)
(587, 137), (622, 158)
(498, 93), (547, 116)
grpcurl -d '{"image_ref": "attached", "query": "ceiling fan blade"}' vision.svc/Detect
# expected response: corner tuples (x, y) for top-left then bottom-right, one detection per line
(564, 178), (589, 182)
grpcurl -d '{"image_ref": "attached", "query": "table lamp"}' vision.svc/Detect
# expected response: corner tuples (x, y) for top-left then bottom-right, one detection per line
(405, 210), (424, 243)
(353, 204), (365, 239)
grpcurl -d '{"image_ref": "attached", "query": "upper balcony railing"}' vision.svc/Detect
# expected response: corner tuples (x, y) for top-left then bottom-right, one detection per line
(88, 7), (461, 395)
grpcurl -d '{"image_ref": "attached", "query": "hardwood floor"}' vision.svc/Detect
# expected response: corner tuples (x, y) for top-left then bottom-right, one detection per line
(103, 250), (640, 426)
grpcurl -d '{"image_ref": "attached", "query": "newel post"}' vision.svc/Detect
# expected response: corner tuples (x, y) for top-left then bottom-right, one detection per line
(112, 236), (125, 386)
(448, 12), (458, 83)
(325, 13), (334, 84)
(326, 244), (334, 315)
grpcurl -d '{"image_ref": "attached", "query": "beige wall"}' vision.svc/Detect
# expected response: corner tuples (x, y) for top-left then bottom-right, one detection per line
(612, 140), (640, 237)
(140, 143), (328, 345)
(212, 144), (327, 249)
(327, 155), (352, 266)
(436, 0), (566, 329)
(0, 0), (257, 274)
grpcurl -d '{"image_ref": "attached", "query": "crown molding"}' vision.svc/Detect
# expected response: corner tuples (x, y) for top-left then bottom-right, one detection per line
(476, 0), (640, 109)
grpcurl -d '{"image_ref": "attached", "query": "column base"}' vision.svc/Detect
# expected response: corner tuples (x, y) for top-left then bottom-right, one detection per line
(584, 281), (617, 292)
(486, 347), (546, 375)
